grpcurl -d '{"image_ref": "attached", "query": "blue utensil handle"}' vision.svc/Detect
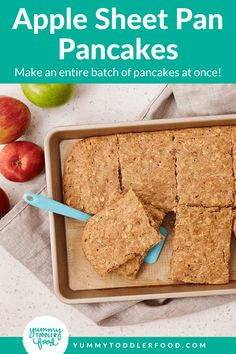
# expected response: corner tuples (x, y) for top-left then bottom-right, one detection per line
(23, 193), (91, 222)
(144, 226), (168, 264)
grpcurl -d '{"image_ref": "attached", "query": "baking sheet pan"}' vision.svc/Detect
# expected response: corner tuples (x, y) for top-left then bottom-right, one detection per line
(45, 114), (236, 303)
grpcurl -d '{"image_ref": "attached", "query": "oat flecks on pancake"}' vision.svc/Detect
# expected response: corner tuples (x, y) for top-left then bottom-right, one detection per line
(63, 135), (122, 215)
(116, 205), (165, 279)
(116, 256), (144, 279)
(175, 127), (234, 207)
(231, 127), (236, 206)
(118, 131), (177, 212)
(233, 210), (236, 237)
(170, 206), (232, 285)
(82, 190), (163, 278)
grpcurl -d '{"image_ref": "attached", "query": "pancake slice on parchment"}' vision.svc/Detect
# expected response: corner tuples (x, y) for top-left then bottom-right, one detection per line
(82, 190), (164, 279)
(63, 135), (122, 215)
(117, 131), (177, 212)
(174, 127), (234, 207)
(170, 206), (232, 285)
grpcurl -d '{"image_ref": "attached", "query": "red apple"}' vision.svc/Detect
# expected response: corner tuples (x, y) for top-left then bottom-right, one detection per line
(0, 96), (31, 144)
(0, 187), (10, 218)
(0, 141), (44, 182)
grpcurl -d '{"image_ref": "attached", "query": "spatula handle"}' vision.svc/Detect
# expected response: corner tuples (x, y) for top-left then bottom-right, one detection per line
(144, 226), (168, 264)
(23, 193), (91, 222)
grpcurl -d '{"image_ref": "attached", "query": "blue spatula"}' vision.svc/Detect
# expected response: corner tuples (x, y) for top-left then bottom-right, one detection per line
(23, 193), (168, 264)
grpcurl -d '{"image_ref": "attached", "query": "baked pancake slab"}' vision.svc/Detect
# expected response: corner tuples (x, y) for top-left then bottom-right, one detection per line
(82, 190), (163, 277)
(231, 126), (236, 206)
(175, 127), (234, 207)
(63, 135), (122, 214)
(116, 256), (144, 279)
(118, 131), (176, 212)
(170, 206), (232, 284)
(116, 205), (165, 279)
(233, 210), (236, 237)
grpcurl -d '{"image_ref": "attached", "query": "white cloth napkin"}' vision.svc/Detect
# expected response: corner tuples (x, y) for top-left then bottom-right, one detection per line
(1, 84), (236, 326)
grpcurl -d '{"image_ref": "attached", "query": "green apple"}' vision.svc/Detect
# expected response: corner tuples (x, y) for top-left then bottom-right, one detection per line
(21, 84), (74, 108)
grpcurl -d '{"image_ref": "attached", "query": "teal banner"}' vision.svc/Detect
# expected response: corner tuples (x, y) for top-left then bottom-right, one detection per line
(0, 0), (235, 83)
(0, 337), (236, 353)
